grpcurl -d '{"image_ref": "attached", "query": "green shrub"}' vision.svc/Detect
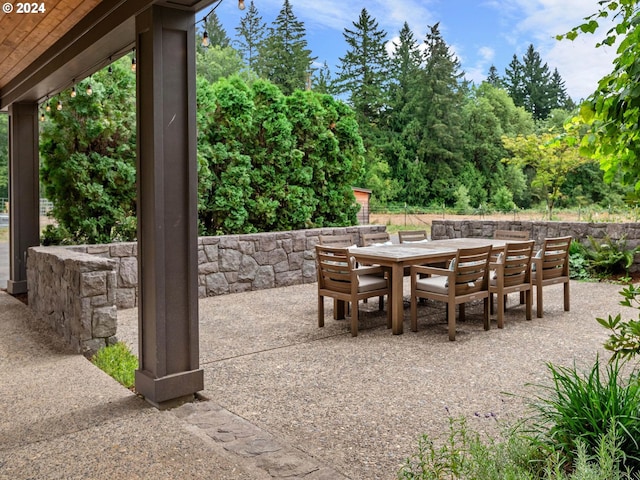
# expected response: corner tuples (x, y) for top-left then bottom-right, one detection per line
(569, 240), (592, 280)
(583, 235), (639, 278)
(398, 416), (636, 479)
(526, 357), (640, 474)
(91, 342), (138, 389)
(597, 284), (640, 362)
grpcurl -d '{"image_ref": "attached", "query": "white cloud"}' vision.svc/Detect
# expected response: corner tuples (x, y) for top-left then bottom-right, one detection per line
(488, 0), (618, 99)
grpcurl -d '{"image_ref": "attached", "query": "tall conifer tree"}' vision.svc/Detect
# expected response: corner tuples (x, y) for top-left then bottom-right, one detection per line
(234, 1), (266, 72)
(334, 8), (390, 130)
(255, 0), (315, 95)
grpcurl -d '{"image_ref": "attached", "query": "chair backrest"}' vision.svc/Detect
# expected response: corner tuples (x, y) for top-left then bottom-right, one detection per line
(398, 230), (428, 243)
(500, 240), (535, 287)
(318, 234), (354, 247)
(453, 245), (492, 295)
(315, 245), (354, 294)
(537, 236), (571, 279)
(362, 231), (391, 246)
(494, 230), (529, 240)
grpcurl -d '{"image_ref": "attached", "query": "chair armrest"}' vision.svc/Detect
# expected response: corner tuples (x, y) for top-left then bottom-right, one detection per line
(410, 265), (450, 277)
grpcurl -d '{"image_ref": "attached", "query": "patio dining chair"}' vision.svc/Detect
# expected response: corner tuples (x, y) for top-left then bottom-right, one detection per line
(532, 236), (571, 318)
(362, 231), (392, 246)
(410, 245), (492, 341)
(318, 234), (355, 247)
(361, 231), (392, 309)
(489, 240), (535, 328)
(494, 230), (530, 305)
(398, 230), (428, 243)
(315, 245), (391, 336)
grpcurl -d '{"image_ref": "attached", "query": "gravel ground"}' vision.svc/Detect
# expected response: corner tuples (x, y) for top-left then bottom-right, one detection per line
(117, 280), (630, 479)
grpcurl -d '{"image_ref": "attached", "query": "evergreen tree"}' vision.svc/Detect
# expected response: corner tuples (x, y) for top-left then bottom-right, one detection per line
(504, 54), (525, 107)
(196, 75), (362, 233)
(503, 45), (569, 120)
(40, 57), (137, 244)
(234, 1), (266, 72)
(383, 22), (424, 196)
(198, 10), (230, 50)
(404, 23), (467, 206)
(387, 22), (423, 132)
(255, 0), (315, 95)
(549, 68), (575, 110)
(334, 8), (390, 129)
(312, 62), (333, 94)
(521, 44), (553, 120)
(486, 65), (502, 87)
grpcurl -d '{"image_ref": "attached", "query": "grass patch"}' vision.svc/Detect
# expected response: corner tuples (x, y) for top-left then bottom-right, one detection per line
(91, 341), (138, 389)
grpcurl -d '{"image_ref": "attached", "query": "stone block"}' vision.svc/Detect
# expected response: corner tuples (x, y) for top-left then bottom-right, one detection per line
(81, 272), (107, 297)
(198, 262), (219, 275)
(253, 266), (275, 290)
(220, 249), (242, 272)
(239, 255), (259, 281)
(203, 244), (219, 262)
(118, 257), (138, 287)
(276, 270), (299, 287)
(93, 306), (117, 338)
(116, 288), (136, 309)
(288, 251), (304, 270)
(206, 273), (229, 295)
(110, 242), (136, 257)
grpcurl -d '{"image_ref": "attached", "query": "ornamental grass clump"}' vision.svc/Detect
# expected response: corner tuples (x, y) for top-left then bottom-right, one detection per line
(91, 341), (138, 389)
(526, 357), (640, 474)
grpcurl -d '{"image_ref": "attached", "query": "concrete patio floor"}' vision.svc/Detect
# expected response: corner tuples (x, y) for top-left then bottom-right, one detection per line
(0, 262), (631, 479)
(113, 279), (623, 478)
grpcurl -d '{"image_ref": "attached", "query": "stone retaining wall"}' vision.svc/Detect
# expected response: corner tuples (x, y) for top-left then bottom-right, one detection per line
(26, 225), (385, 355)
(27, 247), (118, 355)
(431, 219), (640, 271)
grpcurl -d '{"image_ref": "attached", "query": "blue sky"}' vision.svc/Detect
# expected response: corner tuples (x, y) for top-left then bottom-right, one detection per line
(211, 0), (618, 101)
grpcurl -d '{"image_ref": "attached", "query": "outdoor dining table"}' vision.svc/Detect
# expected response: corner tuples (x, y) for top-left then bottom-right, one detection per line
(349, 238), (509, 334)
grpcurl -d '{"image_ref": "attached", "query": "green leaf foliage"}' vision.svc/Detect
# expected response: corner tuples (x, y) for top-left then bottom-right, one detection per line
(40, 56), (137, 244)
(196, 75), (361, 234)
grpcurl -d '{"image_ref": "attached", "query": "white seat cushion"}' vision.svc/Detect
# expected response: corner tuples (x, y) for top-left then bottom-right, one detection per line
(358, 274), (387, 293)
(415, 276), (448, 294)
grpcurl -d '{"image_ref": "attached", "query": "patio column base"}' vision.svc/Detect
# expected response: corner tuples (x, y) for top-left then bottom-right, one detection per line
(7, 279), (27, 295)
(135, 369), (204, 410)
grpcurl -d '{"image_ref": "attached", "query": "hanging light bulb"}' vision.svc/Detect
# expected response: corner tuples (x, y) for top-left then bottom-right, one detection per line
(86, 83), (93, 96)
(131, 55), (136, 73)
(108, 65), (113, 75)
(202, 31), (210, 48)
(45, 102), (51, 112)
(238, 0), (245, 10)
(56, 100), (62, 111)
(70, 86), (76, 98)
(40, 111), (45, 122)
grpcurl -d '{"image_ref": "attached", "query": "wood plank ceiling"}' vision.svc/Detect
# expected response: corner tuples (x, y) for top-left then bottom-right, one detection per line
(0, 0), (101, 94)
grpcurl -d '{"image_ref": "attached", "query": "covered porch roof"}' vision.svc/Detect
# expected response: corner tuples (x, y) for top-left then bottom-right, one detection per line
(0, 0), (216, 110)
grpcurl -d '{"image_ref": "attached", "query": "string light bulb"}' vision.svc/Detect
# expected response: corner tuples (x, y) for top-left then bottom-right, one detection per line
(86, 83), (93, 96)
(56, 100), (62, 111)
(131, 55), (136, 73)
(238, 0), (245, 10)
(40, 111), (45, 122)
(70, 86), (76, 98)
(45, 102), (51, 112)
(202, 31), (210, 48)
